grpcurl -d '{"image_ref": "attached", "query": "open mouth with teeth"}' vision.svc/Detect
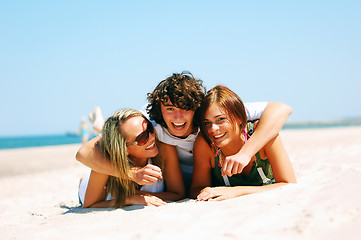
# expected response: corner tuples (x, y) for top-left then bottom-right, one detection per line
(213, 132), (226, 140)
(171, 122), (186, 130)
(145, 142), (156, 150)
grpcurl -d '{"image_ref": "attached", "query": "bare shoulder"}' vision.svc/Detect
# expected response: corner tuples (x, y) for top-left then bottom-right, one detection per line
(194, 134), (213, 157)
(157, 141), (177, 157)
(195, 133), (209, 146)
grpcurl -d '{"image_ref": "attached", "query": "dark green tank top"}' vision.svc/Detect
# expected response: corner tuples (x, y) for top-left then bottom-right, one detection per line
(212, 151), (275, 186)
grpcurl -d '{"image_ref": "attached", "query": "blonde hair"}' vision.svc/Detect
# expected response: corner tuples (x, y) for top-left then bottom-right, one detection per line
(99, 108), (163, 207)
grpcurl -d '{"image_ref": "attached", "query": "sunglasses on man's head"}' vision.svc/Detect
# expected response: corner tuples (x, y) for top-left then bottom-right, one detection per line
(126, 120), (155, 146)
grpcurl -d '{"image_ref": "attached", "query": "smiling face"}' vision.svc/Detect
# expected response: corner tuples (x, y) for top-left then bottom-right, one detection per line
(204, 103), (243, 149)
(120, 116), (158, 166)
(160, 100), (196, 138)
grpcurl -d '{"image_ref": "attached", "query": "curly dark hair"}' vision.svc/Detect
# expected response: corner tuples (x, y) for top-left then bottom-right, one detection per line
(146, 71), (206, 129)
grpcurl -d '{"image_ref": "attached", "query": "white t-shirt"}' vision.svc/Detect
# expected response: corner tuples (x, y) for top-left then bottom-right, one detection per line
(142, 102), (268, 175)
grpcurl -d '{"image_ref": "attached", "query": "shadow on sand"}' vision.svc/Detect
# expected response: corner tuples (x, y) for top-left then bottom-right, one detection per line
(59, 198), (193, 214)
(60, 203), (146, 214)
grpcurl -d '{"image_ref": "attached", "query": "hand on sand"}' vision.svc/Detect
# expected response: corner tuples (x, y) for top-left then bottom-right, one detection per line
(197, 187), (239, 201)
(130, 194), (167, 206)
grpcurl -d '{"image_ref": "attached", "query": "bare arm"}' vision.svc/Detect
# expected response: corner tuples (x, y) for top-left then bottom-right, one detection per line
(143, 142), (185, 201)
(222, 102), (292, 177)
(76, 136), (162, 184)
(83, 142), (185, 208)
(197, 134), (296, 201)
(82, 170), (167, 208)
(76, 136), (116, 176)
(189, 134), (214, 199)
(82, 170), (109, 208)
(88, 194), (168, 208)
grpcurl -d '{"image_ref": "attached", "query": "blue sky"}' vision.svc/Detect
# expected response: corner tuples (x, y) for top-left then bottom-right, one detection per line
(1, 0), (360, 137)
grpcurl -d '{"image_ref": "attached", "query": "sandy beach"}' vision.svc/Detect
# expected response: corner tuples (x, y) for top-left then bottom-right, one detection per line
(1, 126), (361, 240)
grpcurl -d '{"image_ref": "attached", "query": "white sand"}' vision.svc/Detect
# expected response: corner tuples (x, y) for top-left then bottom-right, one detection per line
(1, 126), (361, 240)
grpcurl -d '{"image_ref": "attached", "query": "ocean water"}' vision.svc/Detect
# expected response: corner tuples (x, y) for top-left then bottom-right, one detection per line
(1, 119), (360, 150)
(283, 119), (361, 130)
(0, 134), (84, 150)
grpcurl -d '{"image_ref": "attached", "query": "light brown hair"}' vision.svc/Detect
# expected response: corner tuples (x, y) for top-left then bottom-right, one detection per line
(197, 85), (248, 147)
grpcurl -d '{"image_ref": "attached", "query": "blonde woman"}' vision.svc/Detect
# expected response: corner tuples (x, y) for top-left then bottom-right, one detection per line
(78, 109), (185, 208)
(190, 86), (296, 201)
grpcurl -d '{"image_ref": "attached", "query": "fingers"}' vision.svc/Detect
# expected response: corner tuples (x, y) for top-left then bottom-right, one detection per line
(139, 178), (158, 185)
(140, 165), (162, 185)
(144, 195), (167, 207)
(197, 187), (219, 201)
(134, 164), (163, 185)
(236, 164), (245, 174)
(138, 176), (159, 185)
(209, 196), (226, 201)
(151, 199), (167, 207)
(131, 194), (167, 206)
(223, 156), (246, 177)
(222, 157), (234, 177)
(144, 164), (163, 179)
(197, 188), (209, 201)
